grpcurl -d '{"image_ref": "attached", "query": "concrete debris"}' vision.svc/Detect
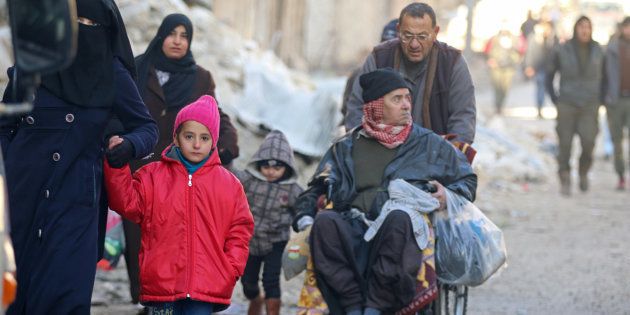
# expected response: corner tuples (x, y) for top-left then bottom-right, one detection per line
(121, 0), (343, 157)
(473, 117), (554, 184)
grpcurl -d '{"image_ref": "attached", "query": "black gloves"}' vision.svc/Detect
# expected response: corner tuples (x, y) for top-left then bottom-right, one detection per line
(106, 138), (135, 168)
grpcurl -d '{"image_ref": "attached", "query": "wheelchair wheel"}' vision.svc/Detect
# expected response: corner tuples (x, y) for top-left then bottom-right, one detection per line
(423, 284), (467, 315)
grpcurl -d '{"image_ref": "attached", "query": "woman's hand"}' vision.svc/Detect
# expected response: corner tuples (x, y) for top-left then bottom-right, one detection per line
(108, 135), (124, 149)
(106, 135), (135, 168)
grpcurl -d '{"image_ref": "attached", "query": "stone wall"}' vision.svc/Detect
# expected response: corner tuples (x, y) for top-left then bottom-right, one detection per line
(0, 0), (466, 85)
(211, 0), (464, 73)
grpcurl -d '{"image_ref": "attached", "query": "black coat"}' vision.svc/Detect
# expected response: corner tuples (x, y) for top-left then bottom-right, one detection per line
(0, 60), (157, 314)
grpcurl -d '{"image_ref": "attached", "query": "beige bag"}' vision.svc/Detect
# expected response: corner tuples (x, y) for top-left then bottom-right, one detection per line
(281, 226), (311, 280)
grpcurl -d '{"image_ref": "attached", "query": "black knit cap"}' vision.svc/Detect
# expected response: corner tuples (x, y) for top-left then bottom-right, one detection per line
(360, 68), (411, 103)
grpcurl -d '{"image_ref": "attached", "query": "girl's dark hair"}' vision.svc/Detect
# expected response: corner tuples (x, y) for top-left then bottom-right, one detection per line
(399, 2), (436, 27)
(175, 124), (183, 135)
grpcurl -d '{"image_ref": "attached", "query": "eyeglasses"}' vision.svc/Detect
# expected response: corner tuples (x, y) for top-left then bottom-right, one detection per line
(400, 33), (433, 43)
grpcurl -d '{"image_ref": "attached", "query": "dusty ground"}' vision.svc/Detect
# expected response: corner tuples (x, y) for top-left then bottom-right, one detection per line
(468, 158), (630, 315)
(468, 127), (630, 315)
(92, 73), (630, 314)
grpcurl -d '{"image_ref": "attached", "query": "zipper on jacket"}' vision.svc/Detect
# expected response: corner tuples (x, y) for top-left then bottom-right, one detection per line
(186, 173), (195, 298)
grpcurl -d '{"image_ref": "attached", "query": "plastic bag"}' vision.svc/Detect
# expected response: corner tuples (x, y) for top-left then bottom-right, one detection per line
(97, 210), (126, 270)
(282, 225), (311, 281)
(433, 189), (507, 286)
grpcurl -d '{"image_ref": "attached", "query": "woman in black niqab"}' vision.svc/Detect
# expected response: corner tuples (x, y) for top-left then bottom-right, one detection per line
(40, 0), (136, 108)
(1, 1), (158, 314)
(135, 13), (197, 109)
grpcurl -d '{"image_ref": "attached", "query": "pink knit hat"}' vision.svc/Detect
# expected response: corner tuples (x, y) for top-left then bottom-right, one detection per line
(173, 95), (220, 148)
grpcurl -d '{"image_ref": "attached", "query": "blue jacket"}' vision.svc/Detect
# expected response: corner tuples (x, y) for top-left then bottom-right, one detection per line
(0, 58), (157, 314)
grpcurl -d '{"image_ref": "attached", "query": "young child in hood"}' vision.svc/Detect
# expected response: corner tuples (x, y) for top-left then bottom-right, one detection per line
(233, 130), (304, 315)
(104, 95), (253, 314)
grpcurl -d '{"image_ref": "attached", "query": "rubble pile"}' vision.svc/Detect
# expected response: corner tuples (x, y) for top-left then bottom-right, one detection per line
(120, 0), (342, 157)
(473, 115), (555, 186)
(0, 0), (342, 158)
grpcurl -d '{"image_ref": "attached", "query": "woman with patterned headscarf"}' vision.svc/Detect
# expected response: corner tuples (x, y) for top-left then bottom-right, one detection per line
(0, 0), (158, 313)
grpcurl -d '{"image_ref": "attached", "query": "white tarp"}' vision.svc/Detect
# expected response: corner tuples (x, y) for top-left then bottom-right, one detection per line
(231, 51), (343, 157)
(472, 118), (553, 183)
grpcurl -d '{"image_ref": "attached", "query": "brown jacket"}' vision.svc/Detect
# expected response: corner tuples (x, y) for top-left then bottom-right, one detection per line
(130, 65), (239, 171)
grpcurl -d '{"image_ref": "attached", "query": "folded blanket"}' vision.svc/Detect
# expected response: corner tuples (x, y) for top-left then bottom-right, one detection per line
(364, 179), (440, 250)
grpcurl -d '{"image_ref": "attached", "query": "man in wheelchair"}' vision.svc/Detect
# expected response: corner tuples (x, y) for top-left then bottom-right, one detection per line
(292, 68), (477, 315)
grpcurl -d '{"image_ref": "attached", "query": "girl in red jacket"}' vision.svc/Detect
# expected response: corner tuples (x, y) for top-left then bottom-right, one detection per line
(104, 95), (254, 314)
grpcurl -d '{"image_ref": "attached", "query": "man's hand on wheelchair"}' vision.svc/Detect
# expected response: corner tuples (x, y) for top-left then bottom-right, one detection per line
(429, 180), (447, 211)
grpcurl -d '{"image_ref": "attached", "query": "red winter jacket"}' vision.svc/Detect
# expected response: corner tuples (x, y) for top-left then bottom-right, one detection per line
(104, 146), (253, 305)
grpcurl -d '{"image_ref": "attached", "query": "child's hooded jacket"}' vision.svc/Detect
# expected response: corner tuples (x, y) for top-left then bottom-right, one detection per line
(234, 130), (303, 256)
(104, 145), (253, 306)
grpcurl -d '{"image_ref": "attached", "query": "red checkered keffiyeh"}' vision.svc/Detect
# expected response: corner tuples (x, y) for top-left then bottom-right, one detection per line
(361, 98), (412, 149)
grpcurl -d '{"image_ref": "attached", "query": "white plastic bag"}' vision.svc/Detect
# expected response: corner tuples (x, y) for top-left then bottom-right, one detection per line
(433, 189), (507, 286)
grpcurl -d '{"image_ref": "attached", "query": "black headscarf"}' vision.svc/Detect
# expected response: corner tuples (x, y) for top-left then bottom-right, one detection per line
(135, 14), (197, 109)
(40, 0), (136, 108)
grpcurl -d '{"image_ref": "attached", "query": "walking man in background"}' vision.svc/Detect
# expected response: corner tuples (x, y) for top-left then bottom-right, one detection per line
(546, 16), (604, 196)
(603, 16), (630, 190)
(485, 27), (522, 115)
(524, 21), (557, 118)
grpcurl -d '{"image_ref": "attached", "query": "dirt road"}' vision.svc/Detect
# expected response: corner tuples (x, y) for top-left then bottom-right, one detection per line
(467, 119), (630, 315)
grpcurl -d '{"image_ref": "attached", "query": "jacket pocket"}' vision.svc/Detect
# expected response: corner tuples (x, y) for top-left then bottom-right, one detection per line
(75, 158), (96, 208)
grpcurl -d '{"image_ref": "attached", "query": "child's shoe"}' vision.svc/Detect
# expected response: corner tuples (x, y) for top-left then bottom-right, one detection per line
(247, 295), (264, 315)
